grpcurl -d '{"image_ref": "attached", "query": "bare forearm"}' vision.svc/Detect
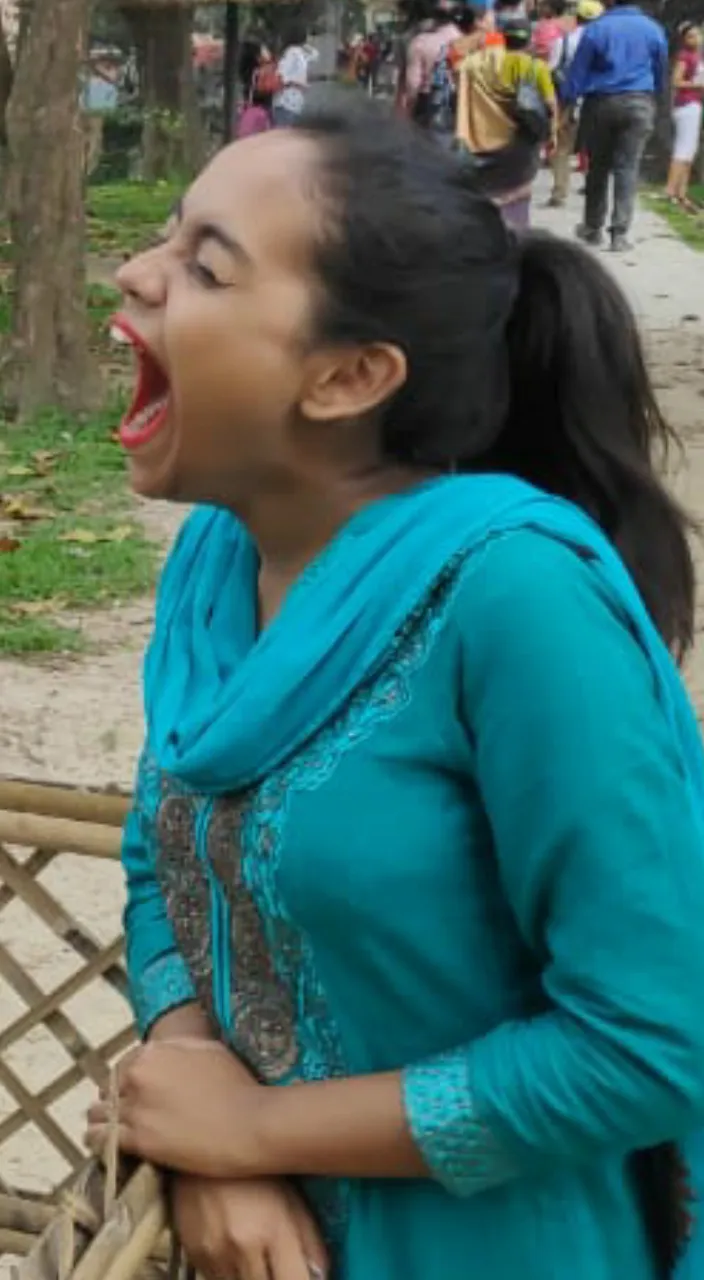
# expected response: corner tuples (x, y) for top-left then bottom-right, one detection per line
(249, 1071), (427, 1181)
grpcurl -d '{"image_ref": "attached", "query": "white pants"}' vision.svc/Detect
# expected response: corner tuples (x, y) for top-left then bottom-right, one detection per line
(672, 101), (703, 164)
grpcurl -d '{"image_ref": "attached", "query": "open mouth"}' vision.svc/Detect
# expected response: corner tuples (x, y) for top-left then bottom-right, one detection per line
(111, 316), (171, 450)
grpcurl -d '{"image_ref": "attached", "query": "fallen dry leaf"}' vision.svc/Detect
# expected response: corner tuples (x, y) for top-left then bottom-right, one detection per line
(0, 536), (21, 553)
(1, 495), (56, 522)
(58, 525), (137, 545)
(104, 525), (137, 542)
(58, 528), (100, 545)
(9, 596), (66, 617)
(31, 449), (59, 476)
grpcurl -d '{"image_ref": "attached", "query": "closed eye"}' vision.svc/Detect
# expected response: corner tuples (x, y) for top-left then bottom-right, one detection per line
(188, 259), (225, 288)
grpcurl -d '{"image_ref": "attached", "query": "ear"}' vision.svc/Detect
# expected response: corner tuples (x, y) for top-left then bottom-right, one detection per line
(300, 343), (407, 423)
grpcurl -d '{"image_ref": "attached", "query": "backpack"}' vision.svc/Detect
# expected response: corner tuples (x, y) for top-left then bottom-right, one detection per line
(428, 44), (457, 133)
(254, 61), (282, 98)
(513, 64), (551, 143)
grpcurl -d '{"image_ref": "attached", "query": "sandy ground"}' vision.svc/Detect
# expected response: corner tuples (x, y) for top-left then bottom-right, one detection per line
(0, 177), (703, 1211)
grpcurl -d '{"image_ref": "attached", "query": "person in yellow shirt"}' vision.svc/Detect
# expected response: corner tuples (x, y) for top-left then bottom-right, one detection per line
(456, 17), (557, 229)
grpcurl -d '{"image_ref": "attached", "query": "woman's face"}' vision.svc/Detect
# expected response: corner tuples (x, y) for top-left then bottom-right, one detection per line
(685, 26), (702, 50)
(114, 132), (331, 506)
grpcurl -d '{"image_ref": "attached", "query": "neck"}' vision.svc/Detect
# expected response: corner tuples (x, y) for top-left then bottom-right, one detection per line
(243, 464), (431, 627)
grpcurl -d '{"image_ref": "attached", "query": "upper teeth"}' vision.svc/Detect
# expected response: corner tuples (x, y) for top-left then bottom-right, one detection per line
(110, 325), (133, 346)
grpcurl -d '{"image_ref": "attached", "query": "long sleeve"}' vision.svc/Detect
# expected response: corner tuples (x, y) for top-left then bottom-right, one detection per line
(651, 28), (668, 96)
(122, 753), (197, 1037)
(561, 26), (594, 102)
(403, 531), (704, 1197)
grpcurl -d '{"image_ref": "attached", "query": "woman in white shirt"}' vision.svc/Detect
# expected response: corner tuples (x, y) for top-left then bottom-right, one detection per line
(273, 21), (311, 125)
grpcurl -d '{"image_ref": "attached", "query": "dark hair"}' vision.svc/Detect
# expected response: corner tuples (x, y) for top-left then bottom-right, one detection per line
(502, 18), (532, 47)
(541, 0), (568, 15)
(454, 3), (477, 33)
(281, 19), (307, 49)
(294, 94), (695, 669)
(677, 20), (699, 45)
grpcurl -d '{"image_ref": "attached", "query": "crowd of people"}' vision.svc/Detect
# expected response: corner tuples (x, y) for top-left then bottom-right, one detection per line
(237, 2), (704, 249)
(399, 0), (702, 247)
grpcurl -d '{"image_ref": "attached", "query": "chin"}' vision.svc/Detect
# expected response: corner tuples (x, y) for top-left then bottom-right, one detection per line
(128, 455), (183, 502)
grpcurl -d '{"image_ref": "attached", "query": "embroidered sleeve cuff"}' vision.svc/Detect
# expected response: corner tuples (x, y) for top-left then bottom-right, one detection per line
(402, 1048), (518, 1198)
(129, 952), (197, 1039)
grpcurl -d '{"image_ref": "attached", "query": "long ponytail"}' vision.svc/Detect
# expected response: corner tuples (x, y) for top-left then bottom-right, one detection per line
(499, 231), (695, 661)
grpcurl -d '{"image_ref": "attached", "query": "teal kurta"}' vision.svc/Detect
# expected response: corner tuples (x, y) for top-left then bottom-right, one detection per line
(123, 527), (704, 1279)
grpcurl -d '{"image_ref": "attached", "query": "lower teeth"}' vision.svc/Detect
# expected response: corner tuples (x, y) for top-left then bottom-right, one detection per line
(127, 395), (168, 434)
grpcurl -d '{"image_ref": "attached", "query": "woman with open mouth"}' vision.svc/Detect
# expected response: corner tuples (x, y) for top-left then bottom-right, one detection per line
(87, 93), (704, 1280)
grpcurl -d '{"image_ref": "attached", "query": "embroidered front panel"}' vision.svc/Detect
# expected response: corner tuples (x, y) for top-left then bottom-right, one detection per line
(154, 779), (216, 1025)
(207, 799), (300, 1080)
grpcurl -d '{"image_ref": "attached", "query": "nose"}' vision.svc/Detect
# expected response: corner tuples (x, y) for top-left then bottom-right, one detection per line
(116, 245), (168, 309)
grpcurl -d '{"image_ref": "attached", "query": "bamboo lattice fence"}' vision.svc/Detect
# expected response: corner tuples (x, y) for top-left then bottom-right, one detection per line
(0, 778), (134, 1264)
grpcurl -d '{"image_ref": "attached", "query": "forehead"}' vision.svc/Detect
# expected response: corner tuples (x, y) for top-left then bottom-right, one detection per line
(182, 132), (319, 271)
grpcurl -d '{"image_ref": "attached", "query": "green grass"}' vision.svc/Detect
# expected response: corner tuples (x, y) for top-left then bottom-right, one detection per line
(86, 181), (182, 257)
(644, 184), (704, 251)
(0, 407), (156, 655)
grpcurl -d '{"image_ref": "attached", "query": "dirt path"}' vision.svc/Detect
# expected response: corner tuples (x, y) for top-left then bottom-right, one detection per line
(0, 187), (703, 1209)
(0, 499), (184, 791)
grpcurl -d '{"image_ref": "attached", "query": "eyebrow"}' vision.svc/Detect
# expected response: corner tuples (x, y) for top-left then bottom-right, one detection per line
(169, 198), (253, 267)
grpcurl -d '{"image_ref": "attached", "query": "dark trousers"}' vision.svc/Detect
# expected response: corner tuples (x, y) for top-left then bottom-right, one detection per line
(581, 93), (655, 236)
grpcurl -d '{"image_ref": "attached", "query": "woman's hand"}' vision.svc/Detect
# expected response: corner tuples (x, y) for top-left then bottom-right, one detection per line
(85, 1039), (265, 1178)
(171, 1173), (328, 1280)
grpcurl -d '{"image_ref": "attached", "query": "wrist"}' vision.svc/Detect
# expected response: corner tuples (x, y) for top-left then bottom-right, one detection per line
(223, 1079), (275, 1178)
(148, 1003), (215, 1042)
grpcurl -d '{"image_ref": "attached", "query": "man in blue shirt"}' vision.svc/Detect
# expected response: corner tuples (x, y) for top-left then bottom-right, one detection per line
(562, 0), (667, 250)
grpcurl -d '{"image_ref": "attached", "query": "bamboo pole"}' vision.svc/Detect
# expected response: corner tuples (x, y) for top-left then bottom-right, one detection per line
(0, 1196), (53, 1236)
(70, 1165), (165, 1280)
(0, 811), (121, 860)
(0, 781), (130, 829)
(0, 1227), (35, 1254)
(101, 1201), (167, 1280)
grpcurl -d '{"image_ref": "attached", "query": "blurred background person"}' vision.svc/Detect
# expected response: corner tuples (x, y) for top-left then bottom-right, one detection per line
(547, 0), (604, 208)
(405, 0), (462, 123)
(665, 23), (704, 210)
(562, 0), (667, 251)
(456, 16), (557, 228)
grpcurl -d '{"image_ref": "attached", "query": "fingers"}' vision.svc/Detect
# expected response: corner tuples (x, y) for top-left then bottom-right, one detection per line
(285, 1193), (328, 1278)
(242, 1254), (272, 1280)
(84, 1121), (136, 1158)
(266, 1232), (316, 1280)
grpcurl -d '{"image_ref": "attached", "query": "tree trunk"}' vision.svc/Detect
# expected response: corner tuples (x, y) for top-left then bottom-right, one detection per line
(123, 3), (204, 182)
(0, 18), (14, 205)
(3, 0), (100, 419)
(0, 18), (13, 144)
